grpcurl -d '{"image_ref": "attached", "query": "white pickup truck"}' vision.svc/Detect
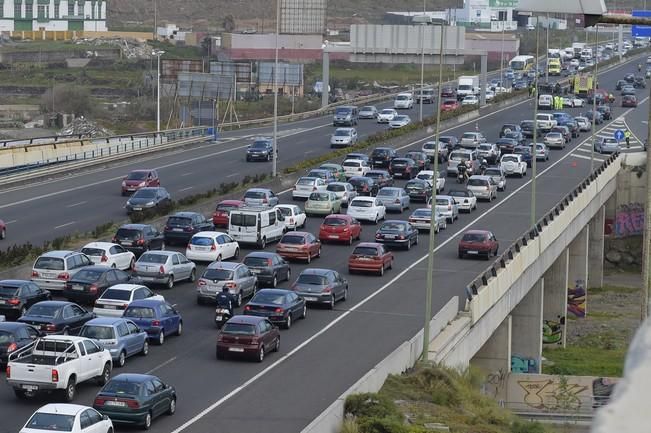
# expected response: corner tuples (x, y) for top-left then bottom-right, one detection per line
(6, 335), (112, 401)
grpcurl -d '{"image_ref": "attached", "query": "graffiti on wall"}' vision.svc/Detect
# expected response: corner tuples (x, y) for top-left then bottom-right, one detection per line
(511, 355), (538, 373)
(615, 203), (644, 237)
(516, 377), (589, 411)
(567, 280), (586, 318)
(543, 317), (565, 345)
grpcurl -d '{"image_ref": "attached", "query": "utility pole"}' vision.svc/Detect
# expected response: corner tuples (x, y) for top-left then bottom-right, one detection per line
(590, 25), (598, 172)
(545, 13), (550, 83)
(531, 18), (539, 228)
(272, 0), (280, 177)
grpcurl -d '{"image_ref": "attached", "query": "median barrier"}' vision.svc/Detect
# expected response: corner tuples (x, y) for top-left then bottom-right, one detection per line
(300, 296), (458, 433)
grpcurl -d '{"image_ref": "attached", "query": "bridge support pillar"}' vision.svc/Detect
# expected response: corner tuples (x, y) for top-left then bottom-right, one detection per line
(588, 206), (605, 289)
(471, 315), (512, 374)
(568, 226), (589, 319)
(511, 278), (544, 373)
(321, 51), (330, 108)
(543, 249), (568, 348)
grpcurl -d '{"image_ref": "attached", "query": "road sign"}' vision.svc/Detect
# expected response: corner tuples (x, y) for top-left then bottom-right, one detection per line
(632, 10), (651, 37)
(614, 129), (625, 141)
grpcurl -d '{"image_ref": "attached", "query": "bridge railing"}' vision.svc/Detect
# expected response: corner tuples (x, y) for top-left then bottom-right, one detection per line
(465, 152), (621, 323)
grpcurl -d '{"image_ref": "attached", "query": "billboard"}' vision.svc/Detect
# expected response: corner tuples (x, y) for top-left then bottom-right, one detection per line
(280, 0), (326, 34)
(209, 62), (253, 83)
(258, 62), (303, 86)
(177, 72), (234, 99)
(161, 59), (205, 80)
(632, 10), (651, 37)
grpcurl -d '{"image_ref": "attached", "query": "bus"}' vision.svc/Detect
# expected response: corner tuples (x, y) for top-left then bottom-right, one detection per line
(509, 55), (536, 73)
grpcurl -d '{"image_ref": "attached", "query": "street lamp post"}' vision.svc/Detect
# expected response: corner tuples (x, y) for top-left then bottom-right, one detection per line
(531, 19), (540, 228)
(545, 13), (549, 83)
(272, 0), (280, 177)
(415, 2), (429, 123)
(152, 49), (165, 133)
(590, 24), (599, 172)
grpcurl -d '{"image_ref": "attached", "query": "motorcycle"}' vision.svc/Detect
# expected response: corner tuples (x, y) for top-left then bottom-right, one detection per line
(215, 307), (232, 329)
(457, 168), (468, 184)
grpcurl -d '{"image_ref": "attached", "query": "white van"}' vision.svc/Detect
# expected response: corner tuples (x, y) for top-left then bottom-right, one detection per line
(394, 93), (414, 109)
(537, 94), (553, 110)
(228, 207), (286, 248)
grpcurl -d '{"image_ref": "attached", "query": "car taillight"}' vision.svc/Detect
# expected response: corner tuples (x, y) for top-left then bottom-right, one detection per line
(198, 280), (206, 286)
(94, 397), (106, 407)
(262, 198), (268, 203)
(274, 307), (283, 313)
(7, 298), (20, 306)
(342, 227), (349, 232)
(111, 237), (117, 243)
(6, 366), (10, 378)
(394, 199), (400, 204)
(159, 266), (165, 274)
(165, 226), (171, 231)
(244, 305), (251, 311)
(126, 400), (140, 409)
(7, 343), (17, 353)
(448, 205), (452, 210)
(211, 244), (217, 251)
(225, 282), (237, 289)
(323, 287), (332, 293)
(267, 258), (273, 266)
(136, 239), (145, 246)
(398, 235), (405, 240)
(46, 324), (57, 332)
(101, 255), (108, 262)
(375, 233), (382, 239)
(31, 271), (39, 277)
(152, 320), (161, 327)
(52, 369), (59, 383)
(57, 272), (70, 281)
(363, 185), (368, 192)
(184, 226), (193, 232)
(89, 285), (98, 294)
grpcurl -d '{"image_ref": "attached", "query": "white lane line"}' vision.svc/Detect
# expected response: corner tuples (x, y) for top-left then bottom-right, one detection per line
(181, 172), (194, 177)
(5, 220), (17, 224)
(54, 221), (76, 229)
(169, 109), (628, 433)
(226, 173), (239, 178)
(66, 201), (87, 208)
(571, 153), (606, 161)
(179, 186), (193, 192)
(146, 356), (178, 375)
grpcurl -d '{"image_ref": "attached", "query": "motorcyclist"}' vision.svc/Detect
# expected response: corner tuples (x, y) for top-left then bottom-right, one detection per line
(457, 159), (468, 182)
(638, 63), (643, 73)
(215, 287), (236, 317)
(480, 158), (488, 174)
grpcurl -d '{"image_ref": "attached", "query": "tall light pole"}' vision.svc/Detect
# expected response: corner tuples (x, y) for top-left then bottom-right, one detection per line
(531, 18), (539, 228)
(152, 49), (165, 132)
(499, 22), (505, 89)
(422, 19), (445, 362)
(417, 0), (428, 122)
(272, 0), (280, 177)
(590, 24), (598, 172)
(545, 13), (549, 83)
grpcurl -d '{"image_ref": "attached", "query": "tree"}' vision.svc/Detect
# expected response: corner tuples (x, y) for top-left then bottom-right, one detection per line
(223, 15), (235, 32)
(41, 84), (93, 116)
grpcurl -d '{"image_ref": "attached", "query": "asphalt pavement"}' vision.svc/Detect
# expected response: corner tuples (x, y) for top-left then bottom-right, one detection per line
(0, 54), (648, 433)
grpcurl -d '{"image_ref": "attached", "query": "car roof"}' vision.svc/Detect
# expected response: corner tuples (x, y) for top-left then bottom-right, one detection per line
(28, 300), (73, 308)
(110, 373), (158, 383)
(170, 211), (200, 218)
(247, 188), (272, 193)
(36, 250), (79, 259)
(351, 196), (375, 201)
(254, 288), (293, 296)
(103, 284), (147, 292)
(140, 250), (176, 257)
(226, 315), (266, 325)
(119, 223), (153, 230)
(83, 242), (122, 250)
(193, 232), (225, 240)
(129, 169), (153, 173)
(75, 265), (112, 273)
(85, 317), (129, 326)
(128, 299), (166, 308)
(469, 175), (492, 180)
(299, 268), (331, 276)
(218, 200), (245, 205)
(298, 176), (319, 182)
(0, 321), (35, 331)
(355, 242), (382, 248)
(244, 251), (279, 258)
(464, 229), (490, 235)
(206, 261), (240, 270)
(0, 279), (31, 287)
(35, 403), (89, 416)
(324, 214), (351, 220)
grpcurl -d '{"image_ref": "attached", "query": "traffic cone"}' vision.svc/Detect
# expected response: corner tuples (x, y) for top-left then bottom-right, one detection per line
(571, 161), (577, 168)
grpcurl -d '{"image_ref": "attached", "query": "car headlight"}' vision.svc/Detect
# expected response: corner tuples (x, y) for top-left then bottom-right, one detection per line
(121, 181), (126, 186)
(146, 201), (155, 206)
(139, 182), (146, 187)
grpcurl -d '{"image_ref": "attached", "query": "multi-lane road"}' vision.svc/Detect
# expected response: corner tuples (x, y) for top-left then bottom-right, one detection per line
(0, 53), (648, 433)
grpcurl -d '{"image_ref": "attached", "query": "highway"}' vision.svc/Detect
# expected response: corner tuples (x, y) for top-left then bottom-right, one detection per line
(0, 54), (647, 433)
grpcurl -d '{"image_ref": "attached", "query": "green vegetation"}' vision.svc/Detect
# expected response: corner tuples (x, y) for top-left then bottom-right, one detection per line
(344, 365), (551, 433)
(0, 64), (144, 87)
(0, 40), (115, 52)
(543, 341), (627, 377)
(150, 41), (204, 60)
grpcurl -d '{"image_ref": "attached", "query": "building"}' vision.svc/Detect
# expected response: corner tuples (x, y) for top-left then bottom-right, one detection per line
(448, 0), (518, 30)
(0, 0), (107, 31)
(219, 33), (326, 62)
(465, 31), (520, 63)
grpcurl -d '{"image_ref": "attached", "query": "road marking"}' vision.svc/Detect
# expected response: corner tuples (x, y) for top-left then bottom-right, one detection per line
(66, 201), (87, 208)
(169, 108), (630, 433)
(571, 153), (606, 161)
(54, 221), (75, 229)
(5, 220), (17, 224)
(179, 186), (193, 192)
(146, 356), (178, 375)
(181, 172), (194, 177)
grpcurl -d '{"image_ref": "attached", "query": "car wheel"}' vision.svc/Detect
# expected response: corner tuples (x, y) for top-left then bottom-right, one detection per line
(285, 314), (292, 329)
(348, 235), (353, 245)
(160, 243), (166, 251)
(342, 287), (348, 301)
(143, 412), (152, 430)
(274, 337), (280, 352)
(166, 275), (174, 289)
(234, 247), (240, 259)
(168, 397), (176, 415)
(129, 258), (135, 270)
(257, 345), (265, 362)
(63, 377), (76, 402)
(272, 274), (278, 288)
(141, 340), (149, 356)
(236, 291), (243, 307)
(157, 331), (165, 345)
(189, 269), (196, 283)
(301, 305), (307, 319)
(414, 234), (419, 245)
(286, 268), (291, 281)
(176, 321), (183, 336)
(111, 263), (116, 269)
(97, 363), (111, 386)
(117, 351), (126, 368)
(19, 306), (26, 317)
(328, 295), (336, 310)
(406, 238), (411, 250)
(379, 264), (384, 276)
(374, 214), (379, 224)
(306, 253), (311, 264)
(260, 237), (267, 249)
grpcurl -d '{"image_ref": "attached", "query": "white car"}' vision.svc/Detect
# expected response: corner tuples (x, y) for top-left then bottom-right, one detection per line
(569, 59), (580, 67)
(326, 182), (357, 206)
(460, 132), (486, 149)
(389, 115), (411, 129)
(346, 196), (386, 224)
(20, 404), (113, 433)
(292, 176), (327, 200)
(377, 108), (398, 123)
(485, 90), (495, 101)
(342, 158), (370, 178)
(562, 96), (584, 107)
(431, 195), (459, 223)
(575, 116), (591, 132)
(415, 170), (445, 193)
(461, 95), (479, 106)
(80, 242), (136, 271)
(484, 166), (507, 191)
(330, 127), (358, 148)
(186, 231), (239, 262)
(275, 204), (306, 230)
(93, 284), (164, 317)
(500, 154), (527, 177)
(446, 189), (478, 213)
(408, 208), (447, 233)
(393, 93), (414, 109)
(466, 175), (498, 201)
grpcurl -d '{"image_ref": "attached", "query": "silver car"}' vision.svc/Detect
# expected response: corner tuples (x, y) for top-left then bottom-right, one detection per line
(484, 167), (507, 191)
(196, 261), (257, 307)
(326, 182), (357, 207)
(433, 195), (459, 223)
(31, 251), (93, 292)
(544, 132), (565, 149)
(242, 188), (279, 207)
(330, 128), (358, 148)
(133, 251), (196, 289)
(594, 138), (620, 154)
(530, 143), (550, 161)
(408, 208), (447, 233)
(376, 187), (410, 213)
(466, 175), (498, 201)
(358, 106), (378, 119)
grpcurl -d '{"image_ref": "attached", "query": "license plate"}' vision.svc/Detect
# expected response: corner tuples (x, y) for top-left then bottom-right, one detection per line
(229, 347), (244, 352)
(103, 305), (117, 309)
(0, 300), (5, 304)
(304, 297), (318, 302)
(173, 228), (183, 232)
(328, 235), (339, 239)
(359, 257), (372, 261)
(215, 316), (222, 321)
(467, 251), (479, 254)
(22, 385), (38, 391)
(133, 207), (142, 211)
(72, 285), (84, 291)
(384, 235), (396, 239)
(105, 401), (126, 407)
(122, 241), (132, 246)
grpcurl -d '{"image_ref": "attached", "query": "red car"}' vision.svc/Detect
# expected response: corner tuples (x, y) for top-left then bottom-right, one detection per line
(212, 200), (245, 228)
(318, 214), (362, 245)
(276, 231), (322, 263)
(458, 230), (499, 260)
(348, 242), (394, 276)
(0, 219), (5, 240)
(441, 99), (460, 112)
(216, 315), (280, 362)
(121, 169), (160, 195)
(622, 95), (637, 107)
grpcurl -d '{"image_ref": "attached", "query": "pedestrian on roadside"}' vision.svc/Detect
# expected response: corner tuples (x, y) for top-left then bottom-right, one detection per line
(625, 130), (631, 148)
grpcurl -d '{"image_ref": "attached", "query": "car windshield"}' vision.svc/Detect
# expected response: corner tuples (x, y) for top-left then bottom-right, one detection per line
(116, 228), (141, 240)
(25, 413), (75, 432)
(230, 213), (256, 227)
(102, 380), (142, 396)
(309, 193), (330, 201)
(324, 217), (347, 226)
(34, 257), (64, 271)
(327, 184), (346, 192)
(361, 106), (374, 111)
(243, 256), (272, 267)
(449, 152), (469, 160)
(406, 182), (425, 190)
(462, 133), (476, 139)
(126, 171), (148, 180)
(80, 247), (106, 257)
(100, 289), (132, 301)
(547, 133), (562, 138)
(73, 269), (105, 281)
(335, 108), (351, 115)
(604, 139), (617, 144)
(26, 304), (59, 318)
(381, 222), (405, 231)
(462, 233), (487, 242)
(372, 149), (390, 156)
(296, 274), (327, 285)
(276, 207), (293, 217)
(377, 189), (397, 197)
(191, 237), (214, 246)
(222, 323), (256, 335)
(435, 198), (450, 205)
(352, 246), (379, 256)
(297, 178), (316, 186)
(244, 190), (266, 199)
(251, 292), (285, 305)
(397, 95), (408, 100)
(132, 189), (156, 199)
(448, 191), (470, 197)
(216, 203), (239, 213)
(0, 286), (18, 297)
(167, 216), (192, 226)
(281, 235), (305, 245)
(350, 200), (372, 208)
(0, 331), (13, 343)
(502, 155), (519, 163)
(124, 306), (156, 318)
(202, 269), (234, 281)
(334, 130), (351, 137)
(479, 144), (492, 151)
(467, 179), (487, 187)
(393, 116), (408, 121)
(412, 209), (431, 217)
(485, 169), (501, 176)
(443, 99), (456, 105)
(380, 109), (394, 115)
(80, 325), (115, 340)
(138, 253), (167, 264)
(343, 161), (361, 167)
(251, 141), (269, 149)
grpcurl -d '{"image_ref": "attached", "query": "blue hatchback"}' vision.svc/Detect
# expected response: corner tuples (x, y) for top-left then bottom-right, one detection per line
(122, 299), (182, 346)
(79, 317), (149, 367)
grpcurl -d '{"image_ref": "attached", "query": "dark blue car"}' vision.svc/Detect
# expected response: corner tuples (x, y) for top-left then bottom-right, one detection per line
(17, 300), (95, 335)
(243, 289), (306, 329)
(513, 146), (534, 167)
(122, 299), (182, 346)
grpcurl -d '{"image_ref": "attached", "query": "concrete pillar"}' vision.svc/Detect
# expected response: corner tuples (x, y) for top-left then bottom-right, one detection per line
(471, 315), (512, 374)
(321, 50), (330, 108)
(480, 53), (488, 107)
(511, 279), (544, 374)
(543, 249), (568, 348)
(568, 226), (589, 319)
(588, 206), (605, 289)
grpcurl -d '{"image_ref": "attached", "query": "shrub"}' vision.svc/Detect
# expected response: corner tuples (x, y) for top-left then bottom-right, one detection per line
(345, 394), (402, 422)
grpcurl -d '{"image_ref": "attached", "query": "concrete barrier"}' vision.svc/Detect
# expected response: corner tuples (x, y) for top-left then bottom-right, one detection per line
(300, 296), (458, 433)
